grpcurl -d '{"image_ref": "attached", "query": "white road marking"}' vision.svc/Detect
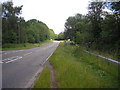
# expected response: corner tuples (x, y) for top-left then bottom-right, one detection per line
(2, 58), (9, 61)
(25, 66), (43, 88)
(0, 61), (3, 64)
(15, 51), (19, 52)
(5, 56), (22, 64)
(2, 56), (19, 61)
(41, 52), (53, 65)
(0, 52), (7, 55)
(2, 56), (22, 63)
(2, 50), (24, 55)
(35, 50), (40, 52)
(4, 53), (7, 55)
(41, 42), (60, 65)
(24, 52), (32, 56)
(19, 50), (24, 51)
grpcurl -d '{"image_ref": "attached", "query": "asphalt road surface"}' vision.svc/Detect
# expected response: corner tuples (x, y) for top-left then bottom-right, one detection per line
(1, 41), (60, 88)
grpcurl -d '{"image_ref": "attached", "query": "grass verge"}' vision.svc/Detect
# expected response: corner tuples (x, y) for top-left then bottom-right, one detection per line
(83, 47), (120, 62)
(49, 42), (119, 88)
(2, 40), (52, 50)
(34, 67), (51, 88)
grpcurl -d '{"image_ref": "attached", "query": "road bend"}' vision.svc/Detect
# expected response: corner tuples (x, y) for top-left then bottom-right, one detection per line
(2, 41), (60, 88)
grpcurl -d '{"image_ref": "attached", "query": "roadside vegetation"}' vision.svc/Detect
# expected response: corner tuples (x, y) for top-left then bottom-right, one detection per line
(49, 42), (119, 88)
(2, 1), (120, 88)
(2, 1), (57, 49)
(2, 40), (52, 50)
(83, 47), (120, 62)
(34, 67), (51, 88)
(33, 42), (119, 88)
(64, 2), (120, 60)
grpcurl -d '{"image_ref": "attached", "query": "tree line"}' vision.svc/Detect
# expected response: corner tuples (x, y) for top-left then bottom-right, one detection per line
(64, 2), (120, 59)
(2, 1), (56, 44)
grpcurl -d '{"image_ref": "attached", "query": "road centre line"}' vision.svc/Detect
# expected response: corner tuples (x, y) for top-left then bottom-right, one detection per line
(5, 56), (22, 64)
(19, 50), (24, 51)
(35, 50), (40, 52)
(3, 53), (7, 55)
(15, 51), (19, 52)
(1, 53), (7, 55)
(2, 50), (24, 55)
(2, 56), (19, 61)
(0, 61), (3, 64)
(2, 56), (22, 64)
(35, 50), (39, 52)
(24, 52), (32, 56)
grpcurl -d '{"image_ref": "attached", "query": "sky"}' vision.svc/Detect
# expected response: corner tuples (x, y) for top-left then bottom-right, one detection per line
(1, 0), (113, 34)
(1, 0), (90, 34)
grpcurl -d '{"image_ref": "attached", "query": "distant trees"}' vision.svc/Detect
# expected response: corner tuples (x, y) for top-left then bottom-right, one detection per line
(56, 32), (64, 40)
(53, 32), (64, 41)
(64, 1), (120, 59)
(25, 19), (50, 43)
(49, 29), (56, 40)
(2, 1), (56, 44)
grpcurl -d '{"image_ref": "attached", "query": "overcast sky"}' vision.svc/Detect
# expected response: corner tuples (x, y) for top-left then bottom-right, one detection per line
(1, 0), (90, 34)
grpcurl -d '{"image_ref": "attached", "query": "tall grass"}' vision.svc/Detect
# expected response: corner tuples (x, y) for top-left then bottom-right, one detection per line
(34, 67), (51, 88)
(49, 42), (119, 88)
(84, 46), (120, 62)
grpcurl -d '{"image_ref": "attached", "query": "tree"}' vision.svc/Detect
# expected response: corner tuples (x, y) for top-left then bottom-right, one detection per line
(63, 2), (120, 59)
(64, 14), (86, 40)
(26, 19), (50, 43)
(49, 29), (56, 40)
(87, 2), (104, 49)
(55, 32), (64, 40)
(75, 32), (83, 44)
(2, 1), (56, 50)
(64, 16), (77, 40)
(103, 2), (120, 59)
(2, 1), (23, 44)
(111, 1), (120, 14)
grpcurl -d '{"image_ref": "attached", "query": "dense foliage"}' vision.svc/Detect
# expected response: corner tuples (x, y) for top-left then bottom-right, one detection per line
(55, 32), (64, 40)
(2, 1), (56, 44)
(1, 1), (120, 59)
(64, 1), (120, 59)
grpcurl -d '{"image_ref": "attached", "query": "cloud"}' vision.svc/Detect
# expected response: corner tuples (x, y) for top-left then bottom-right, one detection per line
(4, 0), (89, 34)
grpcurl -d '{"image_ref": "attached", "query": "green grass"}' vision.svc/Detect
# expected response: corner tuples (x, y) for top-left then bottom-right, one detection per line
(49, 42), (119, 88)
(34, 67), (51, 88)
(2, 40), (52, 50)
(84, 47), (120, 62)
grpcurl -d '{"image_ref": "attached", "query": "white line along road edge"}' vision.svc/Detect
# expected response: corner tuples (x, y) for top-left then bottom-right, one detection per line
(42, 42), (60, 65)
(26, 41), (60, 88)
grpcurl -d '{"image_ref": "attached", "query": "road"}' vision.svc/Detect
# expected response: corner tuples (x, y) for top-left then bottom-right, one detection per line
(1, 41), (60, 88)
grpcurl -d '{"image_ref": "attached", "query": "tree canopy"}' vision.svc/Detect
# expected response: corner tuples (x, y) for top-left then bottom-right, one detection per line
(64, 1), (120, 59)
(2, 1), (56, 44)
